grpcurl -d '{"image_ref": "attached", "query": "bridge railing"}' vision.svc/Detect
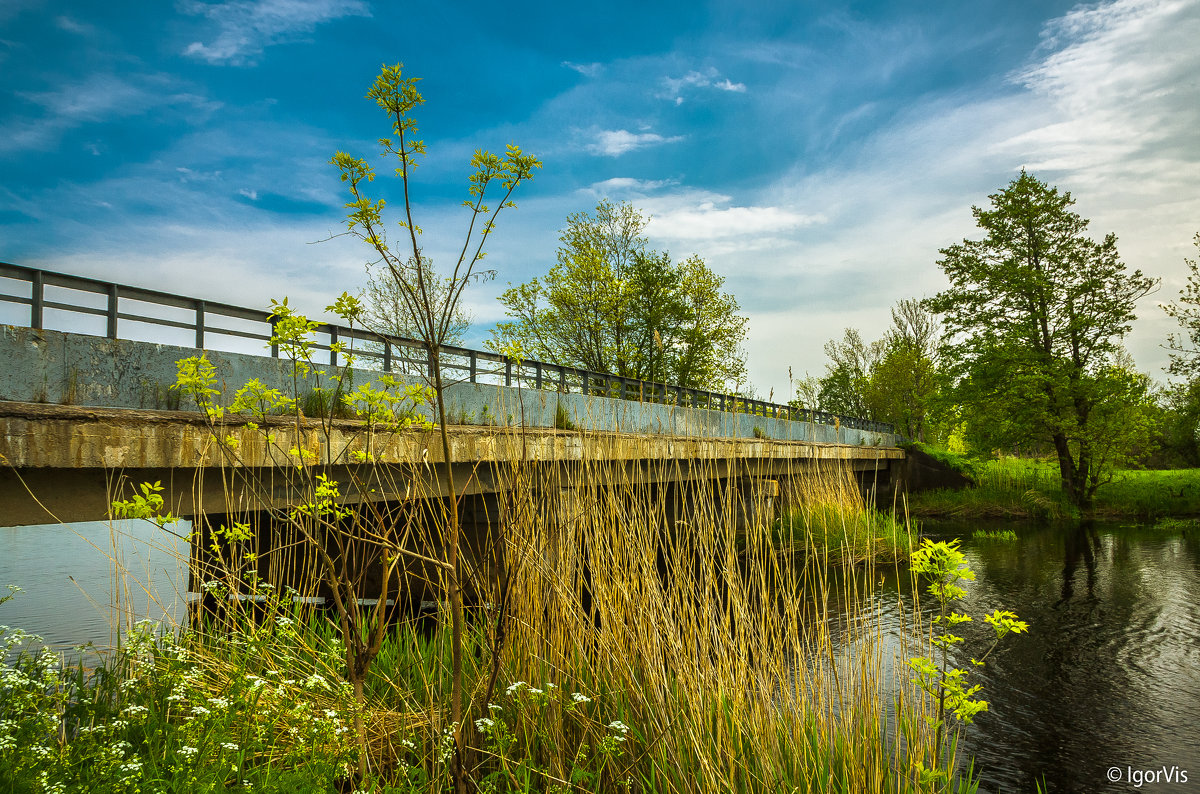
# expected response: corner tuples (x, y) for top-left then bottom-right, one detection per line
(0, 262), (897, 434)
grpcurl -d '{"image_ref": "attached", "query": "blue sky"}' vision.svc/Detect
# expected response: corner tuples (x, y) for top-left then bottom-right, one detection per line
(2, 0), (1198, 397)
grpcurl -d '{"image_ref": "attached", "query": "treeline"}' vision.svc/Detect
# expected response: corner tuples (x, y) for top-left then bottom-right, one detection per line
(793, 172), (1200, 510)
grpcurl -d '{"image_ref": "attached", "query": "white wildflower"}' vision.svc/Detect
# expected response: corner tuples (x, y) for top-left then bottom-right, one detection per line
(571, 692), (591, 704)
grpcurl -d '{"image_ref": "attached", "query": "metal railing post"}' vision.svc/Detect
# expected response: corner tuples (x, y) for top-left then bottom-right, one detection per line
(469, 351), (477, 383)
(505, 357), (512, 387)
(106, 284), (119, 339)
(195, 300), (205, 349)
(30, 270), (43, 330)
(383, 340), (392, 372)
(329, 326), (338, 366)
(270, 317), (279, 357)
(535, 362), (543, 390)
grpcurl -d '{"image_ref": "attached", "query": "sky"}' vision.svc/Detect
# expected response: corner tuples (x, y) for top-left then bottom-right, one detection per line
(2, 0), (1198, 400)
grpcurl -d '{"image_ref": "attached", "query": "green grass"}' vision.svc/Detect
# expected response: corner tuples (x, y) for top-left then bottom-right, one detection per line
(907, 454), (1200, 520)
(972, 529), (1018, 542)
(775, 503), (913, 564)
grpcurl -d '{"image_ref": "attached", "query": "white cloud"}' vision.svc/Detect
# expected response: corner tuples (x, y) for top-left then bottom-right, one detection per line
(586, 177), (677, 194)
(20, 74), (148, 121)
(659, 67), (748, 103)
(238, 188), (259, 200)
(645, 196), (825, 243)
(585, 129), (684, 157)
(181, 0), (371, 65)
(563, 61), (603, 78)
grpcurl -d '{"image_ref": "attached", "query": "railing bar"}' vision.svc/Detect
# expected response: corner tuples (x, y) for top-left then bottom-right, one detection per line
(115, 312), (203, 332)
(0, 260), (901, 435)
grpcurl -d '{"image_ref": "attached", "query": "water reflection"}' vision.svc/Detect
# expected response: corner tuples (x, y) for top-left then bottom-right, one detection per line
(925, 521), (1200, 793)
(0, 520), (189, 653)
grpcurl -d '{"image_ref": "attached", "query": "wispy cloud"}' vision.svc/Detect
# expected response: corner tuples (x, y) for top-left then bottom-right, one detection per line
(563, 60), (603, 78)
(586, 177), (678, 194)
(659, 67), (747, 104)
(180, 0), (371, 65)
(999, 0), (1200, 189)
(585, 128), (684, 157)
(2, 74), (222, 153)
(55, 16), (95, 35)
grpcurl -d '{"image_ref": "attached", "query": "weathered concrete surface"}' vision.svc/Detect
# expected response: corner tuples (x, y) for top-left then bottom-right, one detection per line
(0, 401), (901, 526)
(0, 325), (901, 447)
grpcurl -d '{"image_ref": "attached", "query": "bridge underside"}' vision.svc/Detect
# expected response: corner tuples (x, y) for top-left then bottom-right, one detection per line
(0, 402), (901, 527)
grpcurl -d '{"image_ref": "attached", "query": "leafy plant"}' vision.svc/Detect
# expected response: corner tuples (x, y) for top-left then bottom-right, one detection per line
(907, 538), (1027, 784)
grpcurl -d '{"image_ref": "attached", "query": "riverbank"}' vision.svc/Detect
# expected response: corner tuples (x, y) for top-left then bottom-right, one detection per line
(906, 452), (1200, 520)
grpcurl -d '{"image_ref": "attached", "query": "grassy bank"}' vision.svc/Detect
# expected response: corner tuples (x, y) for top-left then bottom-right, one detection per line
(908, 454), (1200, 520)
(1, 455), (978, 793)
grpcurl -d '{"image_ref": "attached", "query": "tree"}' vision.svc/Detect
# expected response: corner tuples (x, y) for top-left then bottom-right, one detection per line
(1162, 232), (1200, 376)
(814, 328), (884, 418)
(925, 171), (1158, 509)
(331, 63), (540, 792)
(360, 253), (471, 373)
(866, 300), (943, 441)
(491, 201), (748, 392)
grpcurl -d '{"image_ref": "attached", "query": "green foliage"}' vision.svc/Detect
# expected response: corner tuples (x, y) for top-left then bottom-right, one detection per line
(753, 425), (766, 439)
(172, 355), (222, 420)
(795, 299), (946, 440)
(491, 200), (748, 392)
(1162, 232), (1200, 377)
(331, 62), (539, 362)
(110, 481), (178, 528)
(0, 609), (357, 794)
(554, 401), (576, 431)
(230, 378), (295, 418)
(906, 539), (1027, 775)
(925, 171), (1159, 509)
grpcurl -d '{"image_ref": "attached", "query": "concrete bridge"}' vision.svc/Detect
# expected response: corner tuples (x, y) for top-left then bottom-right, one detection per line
(0, 262), (904, 522)
(0, 262), (906, 609)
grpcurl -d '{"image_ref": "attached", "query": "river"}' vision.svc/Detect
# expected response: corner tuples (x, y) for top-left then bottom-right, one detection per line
(893, 520), (1200, 793)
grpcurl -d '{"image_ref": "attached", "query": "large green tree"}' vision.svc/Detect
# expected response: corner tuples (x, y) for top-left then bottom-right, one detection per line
(925, 171), (1158, 509)
(491, 201), (748, 391)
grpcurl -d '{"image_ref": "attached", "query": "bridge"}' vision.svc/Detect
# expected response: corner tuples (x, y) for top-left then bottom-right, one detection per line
(0, 261), (904, 530)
